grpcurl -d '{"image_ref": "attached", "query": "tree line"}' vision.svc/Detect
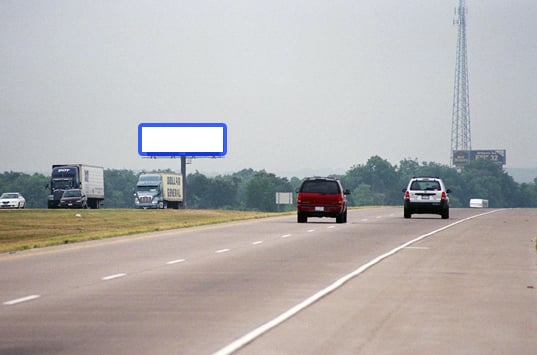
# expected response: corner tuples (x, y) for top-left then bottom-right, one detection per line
(1, 156), (537, 210)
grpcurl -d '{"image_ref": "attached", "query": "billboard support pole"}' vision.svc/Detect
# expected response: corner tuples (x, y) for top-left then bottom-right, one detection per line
(181, 156), (187, 208)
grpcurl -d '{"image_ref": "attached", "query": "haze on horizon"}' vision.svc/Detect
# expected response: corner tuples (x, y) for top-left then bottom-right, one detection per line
(1, 0), (536, 178)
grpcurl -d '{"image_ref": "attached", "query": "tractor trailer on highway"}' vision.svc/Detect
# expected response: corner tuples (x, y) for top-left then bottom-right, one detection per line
(47, 164), (105, 208)
(134, 173), (183, 209)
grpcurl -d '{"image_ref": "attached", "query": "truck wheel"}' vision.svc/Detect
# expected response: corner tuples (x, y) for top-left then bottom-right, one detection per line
(297, 213), (307, 223)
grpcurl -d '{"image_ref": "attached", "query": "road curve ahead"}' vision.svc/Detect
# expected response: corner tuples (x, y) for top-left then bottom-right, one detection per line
(1, 208), (536, 354)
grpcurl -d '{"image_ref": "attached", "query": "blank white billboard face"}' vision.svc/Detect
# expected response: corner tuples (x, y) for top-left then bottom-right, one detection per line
(138, 123), (227, 156)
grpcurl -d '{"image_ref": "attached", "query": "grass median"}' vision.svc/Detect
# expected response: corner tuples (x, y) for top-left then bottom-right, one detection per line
(0, 209), (287, 253)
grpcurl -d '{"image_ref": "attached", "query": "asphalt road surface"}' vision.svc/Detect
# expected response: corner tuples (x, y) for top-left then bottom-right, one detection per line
(1, 207), (536, 354)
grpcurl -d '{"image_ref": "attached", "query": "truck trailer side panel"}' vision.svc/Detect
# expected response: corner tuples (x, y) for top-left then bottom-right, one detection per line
(161, 174), (183, 202)
(80, 165), (105, 199)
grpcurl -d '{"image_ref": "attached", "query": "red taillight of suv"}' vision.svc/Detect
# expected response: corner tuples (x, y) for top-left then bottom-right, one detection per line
(404, 191), (410, 199)
(296, 193), (302, 204)
(337, 194), (343, 205)
(441, 191), (447, 199)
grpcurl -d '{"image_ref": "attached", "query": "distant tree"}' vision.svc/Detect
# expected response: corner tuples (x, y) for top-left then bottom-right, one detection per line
(0, 171), (49, 208)
(228, 169), (257, 209)
(186, 171), (211, 208)
(185, 172), (239, 209)
(104, 169), (139, 208)
(343, 156), (399, 205)
(208, 175), (239, 209)
(2, 156), (537, 210)
(397, 158), (421, 186)
(352, 184), (384, 206)
(460, 160), (519, 208)
(518, 182), (537, 207)
(244, 170), (293, 212)
(289, 176), (302, 193)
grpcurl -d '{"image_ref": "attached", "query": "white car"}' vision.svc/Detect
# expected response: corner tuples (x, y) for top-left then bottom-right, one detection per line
(0, 192), (26, 209)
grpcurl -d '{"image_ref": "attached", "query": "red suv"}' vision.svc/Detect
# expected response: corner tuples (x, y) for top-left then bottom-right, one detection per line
(296, 177), (350, 223)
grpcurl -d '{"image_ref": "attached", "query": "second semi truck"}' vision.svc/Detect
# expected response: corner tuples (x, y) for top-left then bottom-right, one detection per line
(134, 173), (183, 209)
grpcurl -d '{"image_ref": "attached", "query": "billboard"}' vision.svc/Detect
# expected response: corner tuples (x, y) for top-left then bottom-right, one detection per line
(452, 149), (506, 167)
(138, 123), (227, 157)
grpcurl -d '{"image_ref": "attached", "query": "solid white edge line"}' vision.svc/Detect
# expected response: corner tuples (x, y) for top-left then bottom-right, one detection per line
(101, 273), (127, 281)
(3, 295), (40, 306)
(212, 209), (503, 355)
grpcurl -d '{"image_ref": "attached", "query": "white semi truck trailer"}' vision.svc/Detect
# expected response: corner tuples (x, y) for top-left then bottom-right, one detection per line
(47, 164), (105, 209)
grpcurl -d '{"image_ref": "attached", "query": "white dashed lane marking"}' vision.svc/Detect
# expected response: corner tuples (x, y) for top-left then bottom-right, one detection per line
(3, 217), (347, 308)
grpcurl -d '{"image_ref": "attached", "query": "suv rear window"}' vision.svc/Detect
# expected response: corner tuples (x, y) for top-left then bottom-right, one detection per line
(301, 180), (340, 194)
(410, 180), (440, 191)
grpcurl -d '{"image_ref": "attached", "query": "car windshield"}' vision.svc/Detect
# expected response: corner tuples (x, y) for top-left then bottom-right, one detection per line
(301, 180), (340, 194)
(410, 181), (440, 191)
(63, 190), (82, 198)
(1, 193), (18, 199)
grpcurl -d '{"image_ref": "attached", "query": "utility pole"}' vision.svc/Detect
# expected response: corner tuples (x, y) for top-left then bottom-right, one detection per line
(451, 0), (472, 165)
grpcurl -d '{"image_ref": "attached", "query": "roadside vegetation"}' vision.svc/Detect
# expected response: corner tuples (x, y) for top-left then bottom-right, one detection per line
(0, 209), (282, 253)
(2, 156), (537, 210)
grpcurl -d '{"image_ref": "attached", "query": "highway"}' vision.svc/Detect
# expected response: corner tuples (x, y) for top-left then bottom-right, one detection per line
(1, 207), (536, 354)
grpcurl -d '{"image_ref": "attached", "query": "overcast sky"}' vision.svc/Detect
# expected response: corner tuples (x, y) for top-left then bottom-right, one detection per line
(2, 0), (536, 177)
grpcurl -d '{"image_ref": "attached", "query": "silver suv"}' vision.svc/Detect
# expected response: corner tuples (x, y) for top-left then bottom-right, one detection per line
(403, 177), (450, 219)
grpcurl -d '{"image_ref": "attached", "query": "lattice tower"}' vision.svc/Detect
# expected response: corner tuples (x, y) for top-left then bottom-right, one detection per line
(451, 0), (472, 164)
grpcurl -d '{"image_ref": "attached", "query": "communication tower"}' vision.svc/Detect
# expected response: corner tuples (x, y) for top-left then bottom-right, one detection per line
(450, 0), (472, 164)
